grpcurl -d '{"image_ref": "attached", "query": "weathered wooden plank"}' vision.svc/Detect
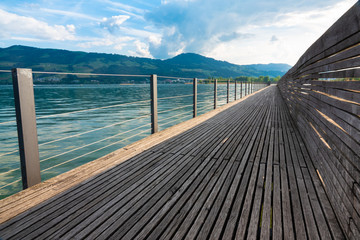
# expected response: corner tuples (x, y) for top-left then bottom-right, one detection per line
(277, 100), (295, 240)
(6, 115), (245, 238)
(310, 80), (360, 90)
(66, 113), (246, 239)
(292, 93), (360, 183)
(259, 111), (275, 240)
(307, 89), (360, 134)
(233, 108), (272, 239)
(221, 106), (272, 240)
(94, 100), (262, 239)
(285, 97), (345, 239)
(171, 100), (270, 240)
(284, 107), (320, 239)
(273, 165), (282, 240)
(0, 93), (251, 223)
(303, 93), (360, 163)
(0, 86), (345, 240)
(246, 164), (266, 239)
(145, 102), (268, 240)
(123, 104), (264, 240)
(299, 55), (360, 77)
(208, 104), (270, 240)
(285, 92), (360, 206)
(294, 111), (360, 237)
(281, 104), (308, 239)
(292, 111), (344, 239)
(299, 44), (360, 76)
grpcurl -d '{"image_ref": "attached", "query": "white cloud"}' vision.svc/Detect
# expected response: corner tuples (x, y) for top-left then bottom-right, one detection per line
(269, 0), (356, 31)
(101, 15), (130, 32)
(77, 36), (134, 49)
(107, 7), (145, 21)
(0, 9), (76, 41)
(145, 0), (358, 64)
(40, 8), (100, 21)
(206, 0), (356, 65)
(114, 43), (126, 50)
(77, 39), (114, 48)
(129, 40), (152, 58)
(101, 0), (146, 14)
(148, 35), (161, 47)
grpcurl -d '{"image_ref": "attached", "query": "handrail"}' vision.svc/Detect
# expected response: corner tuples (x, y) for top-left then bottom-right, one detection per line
(157, 75), (193, 80)
(33, 71), (151, 78)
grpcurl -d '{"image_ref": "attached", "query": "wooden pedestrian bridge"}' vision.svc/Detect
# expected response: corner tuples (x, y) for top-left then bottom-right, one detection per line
(0, 2), (359, 240)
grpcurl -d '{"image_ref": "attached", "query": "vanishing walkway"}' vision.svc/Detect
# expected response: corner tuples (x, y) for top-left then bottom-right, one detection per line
(0, 85), (344, 239)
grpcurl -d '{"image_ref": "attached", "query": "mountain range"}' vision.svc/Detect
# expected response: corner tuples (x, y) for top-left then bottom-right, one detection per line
(0, 45), (291, 84)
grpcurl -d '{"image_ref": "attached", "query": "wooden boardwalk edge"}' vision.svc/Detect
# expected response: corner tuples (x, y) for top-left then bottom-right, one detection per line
(0, 86), (269, 224)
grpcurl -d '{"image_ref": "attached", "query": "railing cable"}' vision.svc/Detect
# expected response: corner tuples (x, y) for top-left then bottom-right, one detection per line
(0, 122), (151, 177)
(32, 71), (150, 78)
(159, 112), (192, 127)
(0, 114), (151, 158)
(0, 179), (21, 190)
(38, 114), (150, 147)
(0, 99), (150, 125)
(158, 94), (193, 100)
(158, 109), (193, 123)
(40, 123), (151, 164)
(158, 104), (193, 114)
(40, 128), (151, 173)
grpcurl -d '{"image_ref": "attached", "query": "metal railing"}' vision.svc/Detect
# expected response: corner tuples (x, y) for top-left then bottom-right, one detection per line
(0, 68), (267, 197)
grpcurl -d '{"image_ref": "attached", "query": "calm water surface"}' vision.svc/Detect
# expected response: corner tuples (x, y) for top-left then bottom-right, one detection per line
(0, 83), (235, 199)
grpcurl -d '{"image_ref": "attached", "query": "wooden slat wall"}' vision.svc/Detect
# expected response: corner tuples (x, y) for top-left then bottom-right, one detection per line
(278, 2), (360, 239)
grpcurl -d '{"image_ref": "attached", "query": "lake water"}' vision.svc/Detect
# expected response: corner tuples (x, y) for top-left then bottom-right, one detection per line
(0, 83), (239, 199)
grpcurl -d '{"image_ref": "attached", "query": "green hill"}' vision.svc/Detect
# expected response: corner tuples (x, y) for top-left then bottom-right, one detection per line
(0, 45), (291, 84)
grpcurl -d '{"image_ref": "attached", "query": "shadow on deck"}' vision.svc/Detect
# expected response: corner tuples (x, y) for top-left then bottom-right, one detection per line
(0, 85), (344, 239)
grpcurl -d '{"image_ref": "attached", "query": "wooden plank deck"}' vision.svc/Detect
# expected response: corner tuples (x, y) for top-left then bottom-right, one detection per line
(0, 85), (345, 239)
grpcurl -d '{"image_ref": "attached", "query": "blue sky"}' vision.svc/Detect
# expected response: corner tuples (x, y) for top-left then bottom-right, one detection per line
(0, 0), (357, 65)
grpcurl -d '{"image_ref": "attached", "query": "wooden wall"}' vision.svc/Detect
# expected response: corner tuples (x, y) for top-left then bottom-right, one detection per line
(278, 2), (360, 239)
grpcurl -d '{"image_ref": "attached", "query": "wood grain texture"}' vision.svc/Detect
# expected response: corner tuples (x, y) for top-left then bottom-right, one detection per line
(0, 86), (344, 239)
(278, 2), (360, 238)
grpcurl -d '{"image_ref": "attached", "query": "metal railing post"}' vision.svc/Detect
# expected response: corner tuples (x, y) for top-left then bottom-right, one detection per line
(150, 74), (158, 134)
(193, 78), (197, 118)
(241, 81), (243, 98)
(214, 79), (217, 109)
(12, 68), (41, 189)
(227, 79), (230, 103)
(235, 80), (237, 100)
